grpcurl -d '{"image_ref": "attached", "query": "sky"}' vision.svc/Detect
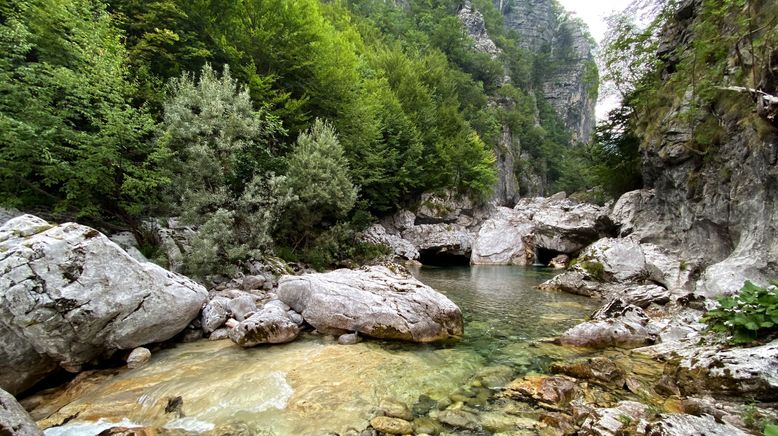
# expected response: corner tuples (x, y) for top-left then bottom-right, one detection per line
(556, 0), (634, 119)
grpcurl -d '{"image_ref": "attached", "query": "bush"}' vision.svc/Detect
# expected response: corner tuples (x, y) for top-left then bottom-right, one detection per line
(702, 281), (778, 345)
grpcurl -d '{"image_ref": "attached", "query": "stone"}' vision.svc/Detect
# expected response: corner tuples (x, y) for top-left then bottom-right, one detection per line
(458, 0), (500, 57)
(579, 401), (648, 435)
(540, 412), (576, 435)
(229, 302), (301, 347)
(641, 243), (691, 290)
(208, 328), (231, 341)
(549, 254), (569, 269)
(226, 295), (257, 322)
(530, 199), (614, 254)
(377, 399), (412, 421)
(0, 215), (207, 395)
(126, 347), (151, 369)
(415, 191), (474, 224)
(369, 416), (413, 435)
(697, 255), (769, 298)
(0, 207), (22, 225)
(401, 223), (473, 261)
(278, 266), (463, 342)
(559, 305), (655, 349)
(538, 270), (618, 298)
(471, 207), (533, 265)
(675, 340), (778, 400)
(108, 232), (148, 263)
(224, 318), (239, 329)
(0, 387), (42, 436)
(504, 374), (578, 407)
(437, 409), (480, 431)
(337, 333), (360, 345)
(201, 298), (228, 334)
(579, 237), (647, 283)
(643, 413), (750, 436)
(361, 224), (419, 260)
(241, 275), (266, 291)
(550, 357), (626, 386)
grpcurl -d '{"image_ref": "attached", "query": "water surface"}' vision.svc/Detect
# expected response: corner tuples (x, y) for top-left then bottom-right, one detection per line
(41, 266), (598, 435)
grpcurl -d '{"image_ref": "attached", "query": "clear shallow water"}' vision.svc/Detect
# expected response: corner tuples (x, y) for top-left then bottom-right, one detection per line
(40, 266), (598, 435)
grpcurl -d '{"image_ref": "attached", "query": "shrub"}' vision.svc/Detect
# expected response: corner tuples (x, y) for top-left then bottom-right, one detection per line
(702, 281), (778, 345)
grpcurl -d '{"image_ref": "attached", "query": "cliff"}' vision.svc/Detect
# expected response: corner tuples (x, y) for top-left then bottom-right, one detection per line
(620, 0), (778, 296)
(495, 0), (597, 143)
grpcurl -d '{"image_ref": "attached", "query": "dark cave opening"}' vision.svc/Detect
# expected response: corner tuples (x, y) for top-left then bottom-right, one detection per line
(418, 248), (471, 266)
(534, 246), (566, 266)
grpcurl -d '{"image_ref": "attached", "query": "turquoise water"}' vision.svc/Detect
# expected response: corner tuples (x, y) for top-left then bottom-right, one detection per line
(40, 266), (599, 435)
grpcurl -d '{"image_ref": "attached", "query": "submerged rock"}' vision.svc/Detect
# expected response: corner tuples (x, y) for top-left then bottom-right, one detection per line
(229, 301), (301, 347)
(551, 357), (626, 386)
(504, 374), (578, 407)
(337, 332), (360, 345)
(278, 266), (463, 342)
(0, 388), (42, 436)
(0, 215), (207, 395)
(369, 415), (413, 434)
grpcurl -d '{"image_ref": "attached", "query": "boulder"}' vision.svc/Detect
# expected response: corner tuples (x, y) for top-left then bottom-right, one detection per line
(415, 191), (475, 224)
(240, 275), (266, 291)
(401, 223), (473, 258)
(579, 401), (648, 435)
(201, 297), (229, 334)
(504, 374), (578, 407)
(538, 270), (617, 298)
(362, 224), (419, 260)
(0, 207), (22, 225)
(0, 388), (42, 436)
(697, 255), (769, 298)
(522, 197), (614, 254)
(579, 237), (647, 283)
(337, 332), (359, 345)
(126, 347), (151, 369)
(0, 215), (207, 395)
(471, 207), (533, 265)
(641, 243), (691, 290)
(559, 305), (655, 349)
(643, 413), (750, 436)
(226, 295), (257, 322)
(437, 409), (480, 431)
(676, 340), (778, 400)
(229, 300), (301, 347)
(277, 266), (463, 342)
(551, 357), (626, 386)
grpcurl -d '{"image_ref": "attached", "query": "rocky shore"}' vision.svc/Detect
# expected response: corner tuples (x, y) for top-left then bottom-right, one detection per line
(1, 187), (777, 435)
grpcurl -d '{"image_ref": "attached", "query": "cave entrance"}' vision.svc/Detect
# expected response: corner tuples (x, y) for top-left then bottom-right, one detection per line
(534, 246), (566, 267)
(419, 248), (471, 266)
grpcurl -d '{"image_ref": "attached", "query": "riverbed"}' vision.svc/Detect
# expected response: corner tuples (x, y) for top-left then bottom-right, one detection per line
(39, 266), (600, 435)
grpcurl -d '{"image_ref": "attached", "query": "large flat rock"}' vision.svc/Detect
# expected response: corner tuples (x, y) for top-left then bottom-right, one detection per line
(0, 215), (207, 394)
(277, 266), (463, 342)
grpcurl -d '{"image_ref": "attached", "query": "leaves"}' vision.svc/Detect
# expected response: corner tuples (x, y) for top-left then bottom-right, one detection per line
(702, 281), (778, 345)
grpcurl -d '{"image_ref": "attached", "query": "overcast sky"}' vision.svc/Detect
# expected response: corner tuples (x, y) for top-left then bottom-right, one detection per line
(556, 0), (634, 119)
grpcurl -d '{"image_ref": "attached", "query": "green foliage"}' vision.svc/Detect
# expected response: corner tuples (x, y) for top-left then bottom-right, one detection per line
(766, 424), (778, 436)
(159, 64), (290, 276)
(0, 0), (166, 225)
(276, 118), (357, 246)
(702, 281), (778, 345)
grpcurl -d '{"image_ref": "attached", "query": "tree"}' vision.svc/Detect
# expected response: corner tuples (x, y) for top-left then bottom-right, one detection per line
(159, 64), (288, 275)
(277, 119), (357, 247)
(0, 0), (165, 229)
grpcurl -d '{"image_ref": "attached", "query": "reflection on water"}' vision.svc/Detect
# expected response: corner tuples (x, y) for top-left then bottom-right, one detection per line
(41, 266), (598, 435)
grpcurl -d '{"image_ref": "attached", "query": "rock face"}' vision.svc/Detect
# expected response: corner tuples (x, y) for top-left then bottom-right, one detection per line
(494, 0), (597, 142)
(471, 207), (533, 265)
(277, 266), (463, 342)
(0, 215), (207, 394)
(643, 413), (750, 436)
(0, 388), (42, 436)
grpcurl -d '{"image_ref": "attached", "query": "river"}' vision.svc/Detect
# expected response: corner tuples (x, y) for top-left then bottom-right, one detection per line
(41, 266), (599, 435)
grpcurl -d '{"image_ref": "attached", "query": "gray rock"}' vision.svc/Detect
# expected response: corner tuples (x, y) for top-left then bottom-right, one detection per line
(697, 255), (769, 298)
(377, 399), (413, 421)
(559, 305), (655, 349)
(226, 295), (257, 322)
(415, 191), (474, 224)
(241, 275), (266, 291)
(643, 413), (750, 436)
(530, 200), (613, 254)
(201, 299), (228, 334)
(208, 328), (231, 341)
(0, 387), (42, 436)
(369, 416), (413, 435)
(579, 237), (647, 283)
(579, 401), (648, 436)
(458, 0), (500, 57)
(0, 215), (207, 395)
(401, 223), (473, 259)
(437, 409), (480, 430)
(471, 207), (533, 265)
(362, 224), (419, 260)
(108, 232), (148, 263)
(287, 310), (304, 326)
(641, 243), (691, 290)
(676, 340), (778, 400)
(278, 266), (463, 342)
(337, 332), (360, 345)
(538, 270), (618, 298)
(229, 302), (301, 347)
(126, 347), (151, 369)
(0, 207), (22, 226)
